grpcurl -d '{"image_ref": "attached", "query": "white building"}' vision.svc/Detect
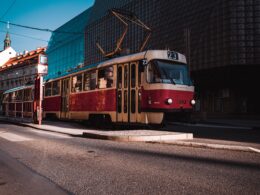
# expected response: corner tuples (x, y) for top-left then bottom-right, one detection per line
(0, 32), (16, 67)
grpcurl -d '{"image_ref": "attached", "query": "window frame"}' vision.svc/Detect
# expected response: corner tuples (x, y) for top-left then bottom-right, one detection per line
(44, 80), (61, 97)
(98, 66), (114, 89)
(71, 73), (83, 93)
(83, 70), (97, 91)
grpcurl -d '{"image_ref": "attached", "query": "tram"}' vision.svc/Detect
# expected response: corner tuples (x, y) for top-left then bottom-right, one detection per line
(43, 50), (195, 125)
(2, 85), (34, 120)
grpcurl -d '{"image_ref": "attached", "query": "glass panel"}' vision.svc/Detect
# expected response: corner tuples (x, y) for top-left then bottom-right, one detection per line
(131, 64), (136, 88)
(117, 67), (122, 89)
(147, 60), (191, 85)
(138, 90), (141, 113)
(84, 71), (96, 91)
(124, 90), (127, 113)
(31, 89), (34, 100)
(106, 66), (113, 88)
(84, 73), (91, 91)
(124, 65), (128, 88)
(138, 64), (141, 87)
(98, 66), (114, 89)
(3, 94), (9, 102)
(24, 89), (32, 101)
(117, 91), (122, 113)
(90, 72), (97, 90)
(98, 69), (106, 89)
(52, 80), (60, 95)
(131, 90), (136, 113)
(45, 9), (89, 81)
(16, 90), (23, 101)
(45, 82), (52, 96)
(72, 74), (83, 92)
(11, 92), (16, 101)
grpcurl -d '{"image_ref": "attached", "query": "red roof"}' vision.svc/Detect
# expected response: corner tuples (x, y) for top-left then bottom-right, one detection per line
(0, 47), (46, 72)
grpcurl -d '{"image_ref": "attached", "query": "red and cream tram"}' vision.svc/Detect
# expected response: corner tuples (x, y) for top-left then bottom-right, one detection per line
(2, 85), (34, 119)
(43, 50), (195, 125)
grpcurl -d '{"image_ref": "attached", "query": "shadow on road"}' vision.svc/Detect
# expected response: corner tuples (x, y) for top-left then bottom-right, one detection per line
(162, 123), (260, 144)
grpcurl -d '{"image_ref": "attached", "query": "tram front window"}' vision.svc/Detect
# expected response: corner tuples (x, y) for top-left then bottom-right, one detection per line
(147, 60), (191, 85)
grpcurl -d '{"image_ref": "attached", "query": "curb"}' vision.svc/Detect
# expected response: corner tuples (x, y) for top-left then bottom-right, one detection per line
(151, 140), (260, 154)
(0, 118), (79, 136)
(23, 124), (80, 136)
(1, 118), (259, 154)
(82, 132), (193, 142)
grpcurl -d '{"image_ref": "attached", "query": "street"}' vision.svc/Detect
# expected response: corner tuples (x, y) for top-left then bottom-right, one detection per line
(0, 122), (260, 195)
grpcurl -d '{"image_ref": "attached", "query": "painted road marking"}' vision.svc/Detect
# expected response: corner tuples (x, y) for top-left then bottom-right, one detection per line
(0, 131), (32, 142)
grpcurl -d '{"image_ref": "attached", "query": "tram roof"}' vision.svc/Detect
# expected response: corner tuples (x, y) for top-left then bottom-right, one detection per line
(97, 50), (187, 68)
(3, 85), (33, 94)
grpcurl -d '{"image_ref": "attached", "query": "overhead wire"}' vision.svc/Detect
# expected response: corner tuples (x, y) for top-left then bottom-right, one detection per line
(0, 20), (84, 35)
(0, 30), (48, 42)
(0, 0), (17, 20)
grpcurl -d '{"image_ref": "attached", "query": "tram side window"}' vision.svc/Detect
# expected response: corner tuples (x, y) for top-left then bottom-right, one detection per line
(98, 66), (114, 89)
(84, 71), (96, 91)
(131, 64), (136, 88)
(117, 67), (122, 89)
(11, 92), (16, 102)
(3, 94), (9, 102)
(90, 72), (97, 90)
(16, 90), (23, 101)
(72, 74), (83, 93)
(45, 83), (52, 96)
(52, 80), (60, 95)
(24, 89), (32, 101)
(31, 89), (34, 100)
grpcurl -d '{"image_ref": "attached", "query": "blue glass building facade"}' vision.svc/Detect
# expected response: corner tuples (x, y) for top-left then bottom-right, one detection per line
(45, 0), (260, 115)
(45, 8), (92, 80)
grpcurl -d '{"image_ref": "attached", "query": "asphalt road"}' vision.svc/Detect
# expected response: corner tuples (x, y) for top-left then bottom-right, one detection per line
(164, 121), (260, 144)
(0, 122), (260, 195)
(0, 149), (68, 195)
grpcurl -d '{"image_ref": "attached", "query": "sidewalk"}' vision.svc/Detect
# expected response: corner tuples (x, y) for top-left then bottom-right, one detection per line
(0, 116), (193, 142)
(0, 116), (259, 153)
(193, 114), (260, 129)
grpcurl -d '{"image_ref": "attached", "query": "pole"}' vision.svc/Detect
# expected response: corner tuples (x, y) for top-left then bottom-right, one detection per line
(38, 75), (43, 125)
(33, 74), (43, 125)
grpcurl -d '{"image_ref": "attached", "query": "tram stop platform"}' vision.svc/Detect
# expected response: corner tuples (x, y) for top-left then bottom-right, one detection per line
(1, 116), (260, 153)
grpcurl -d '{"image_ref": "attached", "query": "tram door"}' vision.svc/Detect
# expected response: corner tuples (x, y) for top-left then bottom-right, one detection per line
(61, 78), (70, 119)
(117, 62), (141, 123)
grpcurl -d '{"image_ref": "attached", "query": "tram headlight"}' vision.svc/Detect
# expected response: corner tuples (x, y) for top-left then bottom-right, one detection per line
(166, 98), (173, 105)
(190, 99), (196, 105)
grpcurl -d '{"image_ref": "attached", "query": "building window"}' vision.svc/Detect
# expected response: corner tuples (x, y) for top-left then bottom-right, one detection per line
(71, 74), (83, 92)
(98, 66), (114, 89)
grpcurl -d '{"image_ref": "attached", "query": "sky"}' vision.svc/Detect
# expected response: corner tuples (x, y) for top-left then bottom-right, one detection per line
(0, 0), (94, 52)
